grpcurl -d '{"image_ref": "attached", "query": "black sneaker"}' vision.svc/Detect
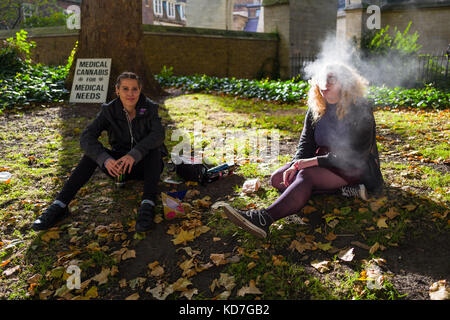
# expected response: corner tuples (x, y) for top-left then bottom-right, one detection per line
(222, 204), (273, 238)
(341, 184), (369, 201)
(32, 203), (70, 231)
(135, 203), (155, 232)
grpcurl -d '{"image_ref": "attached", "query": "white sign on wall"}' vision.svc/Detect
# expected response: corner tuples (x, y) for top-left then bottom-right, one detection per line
(69, 58), (112, 103)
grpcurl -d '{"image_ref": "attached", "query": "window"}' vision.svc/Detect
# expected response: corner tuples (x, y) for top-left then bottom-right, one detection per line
(145, 0), (150, 7)
(167, 1), (175, 19)
(176, 4), (186, 20)
(153, 0), (163, 16)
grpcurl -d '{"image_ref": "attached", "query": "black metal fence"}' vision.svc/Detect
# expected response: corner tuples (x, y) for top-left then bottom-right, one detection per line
(290, 53), (450, 87)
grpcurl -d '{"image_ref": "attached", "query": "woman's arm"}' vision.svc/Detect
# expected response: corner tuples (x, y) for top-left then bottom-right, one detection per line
(292, 107), (317, 161)
(80, 107), (111, 167)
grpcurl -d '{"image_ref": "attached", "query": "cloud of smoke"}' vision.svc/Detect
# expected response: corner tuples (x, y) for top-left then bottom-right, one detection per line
(303, 32), (421, 89)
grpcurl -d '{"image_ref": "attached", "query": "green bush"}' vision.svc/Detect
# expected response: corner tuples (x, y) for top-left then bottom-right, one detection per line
(155, 67), (309, 103)
(0, 30), (75, 112)
(156, 68), (449, 110)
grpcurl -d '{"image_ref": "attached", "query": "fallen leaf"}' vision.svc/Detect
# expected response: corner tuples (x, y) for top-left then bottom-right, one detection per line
(210, 253), (228, 266)
(272, 255), (288, 266)
(302, 205), (317, 214)
(289, 240), (314, 253)
(369, 242), (380, 255)
(180, 288), (198, 300)
(237, 280), (262, 296)
(429, 280), (449, 300)
(39, 289), (54, 300)
(370, 197), (387, 212)
(172, 277), (192, 292)
(338, 248), (355, 262)
(92, 268), (110, 285)
(125, 293), (140, 300)
(148, 261), (165, 277)
(402, 204), (417, 212)
(311, 260), (331, 273)
(172, 229), (195, 245)
(247, 261), (257, 270)
(41, 230), (60, 242)
(315, 242), (333, 251)
(351, 241), (371, 250)
(121, 249), (136, 260)
(148, 282), (174, 300)
(218, 273), (236, 291)
(325, 232), (337, 241)
(377, 217), (389, 228)
(3, 265), (20, 277)
(385, 207), (400, 219)
(84, 286), (98, 299)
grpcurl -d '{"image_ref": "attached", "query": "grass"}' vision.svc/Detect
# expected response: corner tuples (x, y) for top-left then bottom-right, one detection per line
(0, 94), (449, 300)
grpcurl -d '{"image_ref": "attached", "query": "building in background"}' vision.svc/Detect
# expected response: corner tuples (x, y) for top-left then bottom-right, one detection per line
(185, 0), (233, 30)
(262, 0), (338, 78)
(232, 0), (262, 32)
(142, 0), (186, 26)
(337, 0), (450, 53)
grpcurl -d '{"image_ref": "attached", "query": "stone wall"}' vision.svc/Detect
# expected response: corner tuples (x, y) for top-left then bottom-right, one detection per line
(337, 2), (450, 53)
(0, 25), (279, 79)
(382, 6), (450, 53)
(262, 2), (290, 78)
(289, 0), (339, 56)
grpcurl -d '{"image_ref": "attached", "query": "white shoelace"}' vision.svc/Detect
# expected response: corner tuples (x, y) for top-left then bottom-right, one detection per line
(245, 209), (268, 226)
(341, 186), (360, 197)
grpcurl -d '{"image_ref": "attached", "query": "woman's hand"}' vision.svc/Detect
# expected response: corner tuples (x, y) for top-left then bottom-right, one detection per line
(283, 157), (319, 187)
(104, 158), (121, 177)
(282, 166), (298, 187)
(116, 154), (135, 174)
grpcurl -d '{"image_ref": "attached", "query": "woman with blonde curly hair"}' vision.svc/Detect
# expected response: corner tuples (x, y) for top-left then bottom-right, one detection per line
(223, 63), (383, 238)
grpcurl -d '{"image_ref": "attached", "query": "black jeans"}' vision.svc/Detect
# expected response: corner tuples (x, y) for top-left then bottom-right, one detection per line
(56, 148), (163, 205)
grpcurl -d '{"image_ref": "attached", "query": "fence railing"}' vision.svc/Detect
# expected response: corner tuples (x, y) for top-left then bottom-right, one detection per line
(290, 53), (450, 87)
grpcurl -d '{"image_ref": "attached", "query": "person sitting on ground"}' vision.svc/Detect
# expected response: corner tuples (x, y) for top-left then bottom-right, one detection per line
(32, 71), (166, 232)
(222, 63), (383, 238)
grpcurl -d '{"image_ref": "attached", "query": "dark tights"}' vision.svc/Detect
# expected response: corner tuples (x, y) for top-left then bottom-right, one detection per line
(266, 163), (349, 221)
(56, 148), (162, 205)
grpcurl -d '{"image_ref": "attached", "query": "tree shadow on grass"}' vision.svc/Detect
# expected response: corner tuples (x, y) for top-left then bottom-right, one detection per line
(270, 184), (449, 299)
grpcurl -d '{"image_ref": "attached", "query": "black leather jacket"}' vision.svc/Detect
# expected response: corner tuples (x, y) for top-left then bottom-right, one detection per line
(80, 93), (166, 167)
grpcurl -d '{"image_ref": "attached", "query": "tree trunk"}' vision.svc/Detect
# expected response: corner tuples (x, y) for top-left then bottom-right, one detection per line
(66, 0), (165, 101)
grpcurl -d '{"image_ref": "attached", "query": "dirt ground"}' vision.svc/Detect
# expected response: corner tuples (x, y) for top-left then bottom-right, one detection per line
(0, 97), (448, 301)
(67, 101), (448, 301)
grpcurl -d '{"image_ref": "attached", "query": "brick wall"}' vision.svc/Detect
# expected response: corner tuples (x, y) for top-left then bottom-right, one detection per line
(0, 25), (279, 79)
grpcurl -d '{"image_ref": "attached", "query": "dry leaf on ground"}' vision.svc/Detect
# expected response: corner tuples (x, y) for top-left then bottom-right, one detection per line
(237, 280), (262, 296)
(429, 280), (449, 300)
(311, 260), (331, 273)
(337, 248), (355, 262)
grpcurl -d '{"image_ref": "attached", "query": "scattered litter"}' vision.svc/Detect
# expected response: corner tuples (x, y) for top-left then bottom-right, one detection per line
(161, 192), (185, 220)
(242, 178), (261, 193)
(0, 172), (12, 184)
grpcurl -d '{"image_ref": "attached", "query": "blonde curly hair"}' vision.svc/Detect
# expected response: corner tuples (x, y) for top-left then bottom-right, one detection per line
(307, 63), (369, 121)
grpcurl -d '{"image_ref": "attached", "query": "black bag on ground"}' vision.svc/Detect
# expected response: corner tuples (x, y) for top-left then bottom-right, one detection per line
(175, 162), (208, 184)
